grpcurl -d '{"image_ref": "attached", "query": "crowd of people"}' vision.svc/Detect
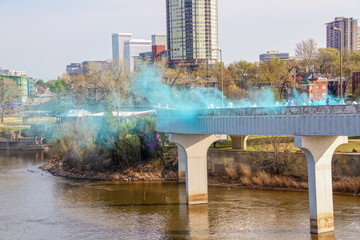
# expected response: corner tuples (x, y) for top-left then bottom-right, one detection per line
(209, 97), (359, 109)
(283, 98), (358, 107)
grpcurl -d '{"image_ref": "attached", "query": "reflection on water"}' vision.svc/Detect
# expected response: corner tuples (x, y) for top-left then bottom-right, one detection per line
(311, 232), (335, 240)
(0, 151), (359, 239)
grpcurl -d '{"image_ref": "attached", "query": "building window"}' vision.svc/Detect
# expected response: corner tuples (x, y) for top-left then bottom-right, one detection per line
(322, 85), (326, 89)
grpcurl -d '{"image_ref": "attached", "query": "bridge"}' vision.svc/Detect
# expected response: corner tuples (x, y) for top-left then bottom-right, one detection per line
(156, 104), (360, 234)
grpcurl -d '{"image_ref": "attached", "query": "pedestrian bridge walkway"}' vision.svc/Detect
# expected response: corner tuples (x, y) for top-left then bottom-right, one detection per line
(156, 105), (360, 234)
(157, 105), (360, 136)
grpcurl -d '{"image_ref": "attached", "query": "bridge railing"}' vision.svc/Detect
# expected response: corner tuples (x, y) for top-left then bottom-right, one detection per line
(156, 105), (360, 136)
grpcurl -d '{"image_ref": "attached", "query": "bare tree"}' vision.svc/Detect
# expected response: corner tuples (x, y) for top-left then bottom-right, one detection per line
(98, 60), (134, 110)
(0, 77), (21, 123)
(295, 38), (318, 72)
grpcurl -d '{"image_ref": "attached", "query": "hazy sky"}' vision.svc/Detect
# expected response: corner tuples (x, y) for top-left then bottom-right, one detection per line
(0, 0), (359, 80)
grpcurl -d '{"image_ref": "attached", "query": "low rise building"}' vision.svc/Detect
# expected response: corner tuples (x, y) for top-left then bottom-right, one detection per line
(298, 73), (328, 101)
(0, 68), (26, 76)
(259, 51), (290, 62)
(0, 75), (36, 102)
(66, 61), (110, 77)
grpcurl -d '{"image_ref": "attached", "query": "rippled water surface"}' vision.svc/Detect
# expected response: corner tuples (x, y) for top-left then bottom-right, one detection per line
(0, 151), (359, 239)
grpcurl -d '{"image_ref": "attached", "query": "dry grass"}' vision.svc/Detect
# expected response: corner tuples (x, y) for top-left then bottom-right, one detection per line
(225, 163), (253, 180)
(237, 163), (252, 178)
(224, 164), (360, 193)
(240, 176), (252, 185)
(225, 163), (308, 190)
(333, 177), (360, 193)
(225, 167), (239, 180)
(251, 171), (271, 186)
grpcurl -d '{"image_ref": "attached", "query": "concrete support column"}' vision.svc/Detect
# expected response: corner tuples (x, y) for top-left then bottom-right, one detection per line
(230, 135), (248, 150)
(169, 133), (226, 205)
(295, 135), (348, 234)
(177, 144), (186, 183)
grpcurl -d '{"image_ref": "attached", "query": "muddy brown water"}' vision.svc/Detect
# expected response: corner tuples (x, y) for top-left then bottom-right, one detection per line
(0, 151), (359, 240)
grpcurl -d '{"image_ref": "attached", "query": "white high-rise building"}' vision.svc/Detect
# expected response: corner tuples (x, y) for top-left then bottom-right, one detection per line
(124, 39), (152, 72)
(151, 34), (167, 47)
(112, 33), (132, 64)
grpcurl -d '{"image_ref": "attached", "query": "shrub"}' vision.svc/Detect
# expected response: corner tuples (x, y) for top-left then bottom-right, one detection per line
(50, 116), (170, 172)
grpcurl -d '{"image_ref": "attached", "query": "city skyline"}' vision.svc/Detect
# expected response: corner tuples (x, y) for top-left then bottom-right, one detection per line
(0, 0), (359, 80)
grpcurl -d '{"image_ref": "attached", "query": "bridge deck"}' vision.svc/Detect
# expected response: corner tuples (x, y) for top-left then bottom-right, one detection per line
(156, 105), (360, 136)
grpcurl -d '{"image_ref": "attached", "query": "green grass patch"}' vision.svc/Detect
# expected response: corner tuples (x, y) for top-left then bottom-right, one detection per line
(210, 136), (360, 153)
(336, 141), (360, 153)
(0, 126), (29, 132)
(210, 141), (232, 149)
(349, 136), (360, 140)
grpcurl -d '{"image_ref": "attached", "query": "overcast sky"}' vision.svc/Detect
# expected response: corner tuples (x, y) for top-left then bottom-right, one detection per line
(0, 0), (359, 80)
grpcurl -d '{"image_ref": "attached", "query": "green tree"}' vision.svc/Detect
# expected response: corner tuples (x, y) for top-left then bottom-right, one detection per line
(255, 57), (297, 100)
(0, 77), (21, 123)
(227, 60), (256, 88)
(48, 79), (70, 94)
(350, 51), (360, 69)
(332, 51), (360, 95)
(353, 87), (360, 100)
(314, 48), (338, 74)
(35, 79), (49, 89)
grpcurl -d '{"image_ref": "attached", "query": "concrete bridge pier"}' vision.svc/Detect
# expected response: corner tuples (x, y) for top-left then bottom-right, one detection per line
(295, 135), (348, 234)
(169, 133), (226, 205)
(177, 144), (186, 183)
(230, 135), (248, 150)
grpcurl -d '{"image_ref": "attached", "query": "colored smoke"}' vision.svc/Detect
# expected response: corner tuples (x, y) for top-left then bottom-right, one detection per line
(131, 66), (346, 110)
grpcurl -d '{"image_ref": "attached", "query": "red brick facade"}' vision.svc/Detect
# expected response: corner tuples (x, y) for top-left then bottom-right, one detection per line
(309, 80), (328, 101)
(152, 45), (166, 61)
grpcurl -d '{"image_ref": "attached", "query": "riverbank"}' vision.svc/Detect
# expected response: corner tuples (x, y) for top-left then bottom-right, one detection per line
(40, 159), (360, 196)
(40, 159), (178, 182)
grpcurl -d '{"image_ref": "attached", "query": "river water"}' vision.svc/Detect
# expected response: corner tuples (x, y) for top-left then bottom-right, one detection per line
(0, 151), (359, 240)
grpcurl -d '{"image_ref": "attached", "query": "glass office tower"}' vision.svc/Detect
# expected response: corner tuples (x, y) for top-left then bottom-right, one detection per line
(166, 0), (218, 65)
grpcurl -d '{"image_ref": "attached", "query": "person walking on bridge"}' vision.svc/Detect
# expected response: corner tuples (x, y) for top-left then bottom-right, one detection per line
(326, 98), (331, 105)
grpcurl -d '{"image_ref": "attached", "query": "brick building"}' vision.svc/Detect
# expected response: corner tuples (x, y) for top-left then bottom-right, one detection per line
(353, 71), (360, 94)
(151, 34), (167, 62)
(299, 73), (328, 101)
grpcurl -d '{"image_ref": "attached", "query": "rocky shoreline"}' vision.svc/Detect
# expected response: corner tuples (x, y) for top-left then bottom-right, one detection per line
(40, 160), (359, 196)
(39, 160), (308, 191)
(40, 159), (178, 182)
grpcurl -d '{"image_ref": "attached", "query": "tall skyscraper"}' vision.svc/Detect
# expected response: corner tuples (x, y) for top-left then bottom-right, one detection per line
(166, 0), (218, 66)
(358, 26), (360, 51)
(326, 17), (358, 52)
(112, 33), (132, 63)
